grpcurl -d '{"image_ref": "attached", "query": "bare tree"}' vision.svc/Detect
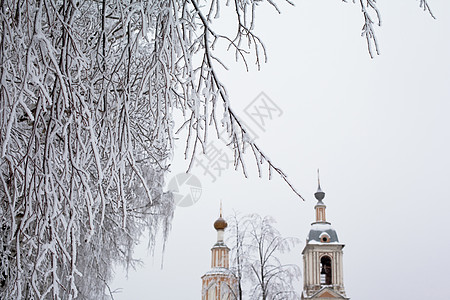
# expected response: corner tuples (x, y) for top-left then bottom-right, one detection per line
(0, 0), (435, 298)
(228, 213), (300, 300)
(228, 212), (247, 300)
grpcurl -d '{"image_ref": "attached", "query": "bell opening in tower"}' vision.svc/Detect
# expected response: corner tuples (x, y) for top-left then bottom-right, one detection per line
(320, 256), (332, 285)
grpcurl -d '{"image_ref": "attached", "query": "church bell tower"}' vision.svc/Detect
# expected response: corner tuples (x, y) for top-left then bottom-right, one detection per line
(201, 205), (237, 300)
(302, 177), (349, 299)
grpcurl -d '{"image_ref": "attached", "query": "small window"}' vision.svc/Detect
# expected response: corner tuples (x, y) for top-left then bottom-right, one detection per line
(319, 232), (330, 243)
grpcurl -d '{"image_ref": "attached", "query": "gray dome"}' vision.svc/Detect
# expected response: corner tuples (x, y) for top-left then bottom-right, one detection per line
(307, 223), (339, 243)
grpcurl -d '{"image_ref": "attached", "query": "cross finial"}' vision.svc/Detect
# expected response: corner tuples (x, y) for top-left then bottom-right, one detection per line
(220, 200), (223, 218)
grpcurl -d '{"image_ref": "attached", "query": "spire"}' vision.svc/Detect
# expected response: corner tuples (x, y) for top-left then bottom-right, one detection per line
(314, 169), (327, 223)
(214, 202), (227, 243)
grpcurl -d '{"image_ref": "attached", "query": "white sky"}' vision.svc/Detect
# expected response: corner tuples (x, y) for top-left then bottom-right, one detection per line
(111, 1), (450, 299)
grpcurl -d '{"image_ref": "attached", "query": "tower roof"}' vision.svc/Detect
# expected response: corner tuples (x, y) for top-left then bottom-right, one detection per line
(307, 223), (339, 243)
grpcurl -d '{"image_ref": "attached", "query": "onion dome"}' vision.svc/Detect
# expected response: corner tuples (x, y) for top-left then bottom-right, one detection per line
(315, 185), (325, 202)
(214, 201), (227, 230)
(214, 216), (227, 230)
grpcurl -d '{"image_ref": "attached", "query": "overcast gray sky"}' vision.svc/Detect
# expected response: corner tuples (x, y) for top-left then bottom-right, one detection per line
(111, 1), (450, 299)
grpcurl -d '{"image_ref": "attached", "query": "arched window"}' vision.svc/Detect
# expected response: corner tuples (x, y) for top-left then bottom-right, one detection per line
(320, 256), (332, 285)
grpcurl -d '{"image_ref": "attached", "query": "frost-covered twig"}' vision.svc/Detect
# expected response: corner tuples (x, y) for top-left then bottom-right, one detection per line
(419, 0), (436, 19)
(187, 0), (303, 199)
(358, 0), (381, 58)
(344, 0), (436, 57)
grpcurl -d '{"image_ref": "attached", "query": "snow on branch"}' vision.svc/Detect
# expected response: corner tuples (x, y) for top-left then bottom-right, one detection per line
(2, 0), (299, 298)
(182, 0), (303, 199)
(344, 0), (436, 58)
(1, 1), (175, 298)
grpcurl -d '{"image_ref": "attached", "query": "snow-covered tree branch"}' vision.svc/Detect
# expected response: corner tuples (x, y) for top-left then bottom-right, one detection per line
(345, 0), (435, 58)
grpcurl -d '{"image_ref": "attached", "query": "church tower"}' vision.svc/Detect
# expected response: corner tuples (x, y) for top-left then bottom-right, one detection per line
(201, 206), (237, 300)
(302, 178), (349, 299)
